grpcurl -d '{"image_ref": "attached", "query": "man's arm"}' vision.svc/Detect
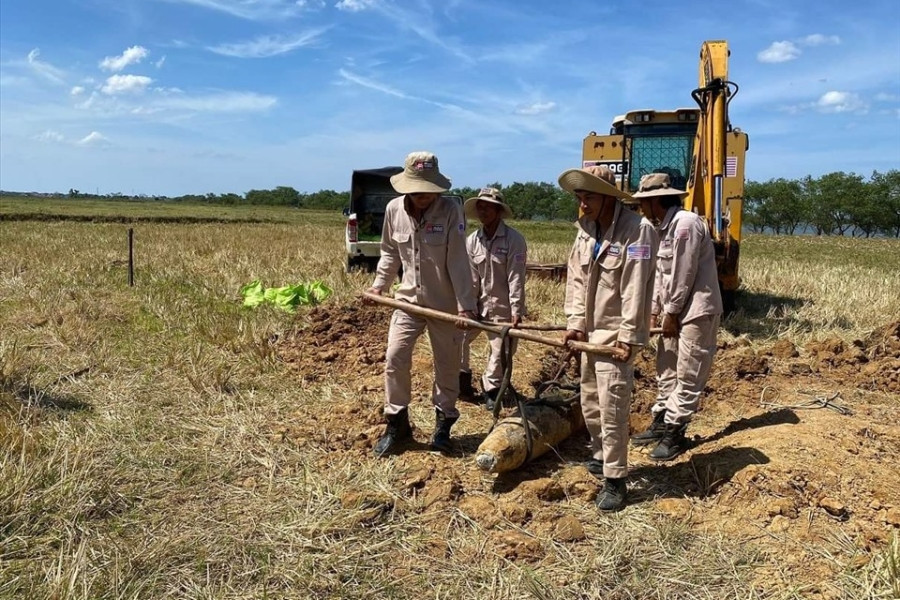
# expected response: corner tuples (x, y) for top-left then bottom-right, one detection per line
(564, 235), (587, 334)
(370, 202), (401, 293)
(447, 203), (477, 314)
(506, 231), (527, 325)
(664, 218), (701, 318)
(618, 221), (658, 348)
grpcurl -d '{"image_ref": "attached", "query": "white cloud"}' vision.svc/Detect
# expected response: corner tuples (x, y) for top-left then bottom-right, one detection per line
(155, 56), (167, 69)
(801, 34), (840, 46)
(757, 41), (801, 63)
(26, 48), (66, 84)
(36, 130), (65, 143)
(100, 46), (149, 72)
(335, 0), (375, 11)
(208, 29), (328, 58)
(816, 91), (867, 114)
(101, 74), (153, 95)
(78, 131), (108, 145)
(515, 101), (556, 116)
(874, 92), (899, 102)
(70, 86), (85, 96)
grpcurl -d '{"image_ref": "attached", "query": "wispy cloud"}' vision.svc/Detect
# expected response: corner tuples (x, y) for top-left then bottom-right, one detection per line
(156, 91), (277, 112)
(335, 0), (375, 11)
(515, 101), (556, 116)
(163, 0), (307, 20)
(155, 56), (167, 69)
(874, 92), (899, 102)
(101, 74), (153, 95)
(801, 34), (840, 46)
(78, 131), (109, 145)
(70, 86), (85, 96)
(99, 46), (149, 72)
(757, 41), (801, 63)
(36, 130), (65, 143)
(208, 29), (328, 58)
(26, 48), (66, 84)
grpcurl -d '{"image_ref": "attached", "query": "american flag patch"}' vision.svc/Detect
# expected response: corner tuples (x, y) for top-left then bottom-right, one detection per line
(626, 244), (651, 260)
(414, 160), (434, 171)
(514, 253), (526, 263)
(725, 156), (738, 178)
(674, 227), (690, 240)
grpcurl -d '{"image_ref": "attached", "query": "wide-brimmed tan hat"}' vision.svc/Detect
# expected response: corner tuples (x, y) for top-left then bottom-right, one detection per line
(631, 172), (688, 199)
(390, 151), (452, 194)
(558, 165), (632, 201)
(464, 187), (513, 219)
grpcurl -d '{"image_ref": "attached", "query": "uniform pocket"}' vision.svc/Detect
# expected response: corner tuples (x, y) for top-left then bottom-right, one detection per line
(598, 253), (623, 289)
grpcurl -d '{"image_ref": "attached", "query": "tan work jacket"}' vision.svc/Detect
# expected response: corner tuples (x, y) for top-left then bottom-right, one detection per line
(565, 202), (658, 347)
(373, 195), (476, 314)
(652, 206), (723, 323)
(466, 222), (527, 321)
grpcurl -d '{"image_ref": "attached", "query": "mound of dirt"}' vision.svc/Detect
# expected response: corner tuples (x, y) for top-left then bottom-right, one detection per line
(274, 308), (900, 596)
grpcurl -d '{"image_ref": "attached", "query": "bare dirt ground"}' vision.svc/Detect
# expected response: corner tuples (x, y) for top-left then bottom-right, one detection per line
(277, 306), (900, 596)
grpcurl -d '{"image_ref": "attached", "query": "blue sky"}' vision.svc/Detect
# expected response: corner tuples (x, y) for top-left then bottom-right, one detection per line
(1, 0), (898, 196)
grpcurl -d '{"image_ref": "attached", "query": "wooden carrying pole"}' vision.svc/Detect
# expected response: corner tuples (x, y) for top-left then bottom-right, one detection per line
(362, 292), (620, 357)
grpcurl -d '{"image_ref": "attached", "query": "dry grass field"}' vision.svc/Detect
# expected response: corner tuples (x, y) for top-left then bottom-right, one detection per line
(1, 200), (899, 599)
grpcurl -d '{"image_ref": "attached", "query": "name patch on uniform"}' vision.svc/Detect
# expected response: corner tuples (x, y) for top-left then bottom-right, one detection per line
(661, 239), (672, 248)
(514, 252), (526, 263)
(626, 244), (651, 260)
(425, 224), (444, 234)
(674, 227), (691, 240)
(607, 244), (622, 257)
(492, 247), (508, 255)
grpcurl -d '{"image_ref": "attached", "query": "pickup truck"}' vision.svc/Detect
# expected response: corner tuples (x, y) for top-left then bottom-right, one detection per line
(343, 166), (462, 272)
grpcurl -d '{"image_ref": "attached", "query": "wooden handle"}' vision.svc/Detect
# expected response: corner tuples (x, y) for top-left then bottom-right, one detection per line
(362, 292), (620, 357)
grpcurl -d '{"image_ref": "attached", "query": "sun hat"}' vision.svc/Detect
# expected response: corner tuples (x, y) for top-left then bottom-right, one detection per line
(558, 165), (632, 201)
(463, 187), (513, 219)
(630, 172), (688, 199)
(390, 151), (452, 194)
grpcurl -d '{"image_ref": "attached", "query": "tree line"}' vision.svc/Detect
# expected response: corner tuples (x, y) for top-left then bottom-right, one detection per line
(16, 169), (897, 237)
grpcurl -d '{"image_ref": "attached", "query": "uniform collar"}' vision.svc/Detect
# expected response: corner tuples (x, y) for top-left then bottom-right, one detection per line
(477, 220), (507, 241)
(577, 201), (622, 259)
(403, 194), (440, 222)
(659, 206), (680, 231)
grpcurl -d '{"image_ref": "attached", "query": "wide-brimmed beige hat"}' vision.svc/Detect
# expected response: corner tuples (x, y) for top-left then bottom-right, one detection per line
(464, 187), (513, 219)
(390, 151), (452, 194)
(558, 165), (632, 201)
(631, 172), (688, 199)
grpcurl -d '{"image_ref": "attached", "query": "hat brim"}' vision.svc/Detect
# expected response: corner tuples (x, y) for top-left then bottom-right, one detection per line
(390, 172), (451, 194)
(631, 188), (689, 199)
(558, 169), (633, 201)
(464, 196), (513, 220)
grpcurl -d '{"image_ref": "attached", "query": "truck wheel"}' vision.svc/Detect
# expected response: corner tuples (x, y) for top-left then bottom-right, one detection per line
(347, 257), (364, 273)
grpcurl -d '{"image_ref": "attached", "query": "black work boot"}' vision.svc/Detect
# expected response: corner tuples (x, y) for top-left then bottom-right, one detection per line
(458, 371), (477, 403)
(373, 408), (412, 458)
(649, 423), (689, 462)
(584, 458), (604, 480)
(631, 410), (666, 446)
(483, 388), (499, 412)
(430, 409), (458, 453)
(595, 477), (628, 512)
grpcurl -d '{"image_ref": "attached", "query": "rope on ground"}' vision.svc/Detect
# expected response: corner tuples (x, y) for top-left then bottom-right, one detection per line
(759, 387), (852, 416)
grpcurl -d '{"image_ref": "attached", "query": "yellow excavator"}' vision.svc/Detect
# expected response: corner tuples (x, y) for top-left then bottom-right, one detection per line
(581, 40), (749, 311)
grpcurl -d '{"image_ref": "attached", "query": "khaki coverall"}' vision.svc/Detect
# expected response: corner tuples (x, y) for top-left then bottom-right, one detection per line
(565, 202), (657, 479)
(460, 222), (528, 392)
(373, 195), (476, 419)
(651, 206), (723, 425)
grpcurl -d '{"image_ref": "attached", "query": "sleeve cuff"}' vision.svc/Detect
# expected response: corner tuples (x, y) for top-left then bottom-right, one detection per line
(663, 302), (683, 316)
(566, 317), (586, 332)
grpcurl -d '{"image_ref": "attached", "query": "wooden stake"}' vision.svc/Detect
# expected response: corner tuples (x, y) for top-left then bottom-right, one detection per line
(127, 227), (134, 287)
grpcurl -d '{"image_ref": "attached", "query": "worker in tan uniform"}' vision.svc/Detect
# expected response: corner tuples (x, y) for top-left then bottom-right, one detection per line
(561, 165), (657, 512)
(458, 187), (528, 410)
(629, 173), (723, 461)
(364, 151), (477, 457)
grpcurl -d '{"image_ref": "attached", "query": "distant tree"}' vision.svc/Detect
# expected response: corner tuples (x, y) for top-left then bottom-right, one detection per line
(869, 169), (900, 237)
(806, 172), (863, 236)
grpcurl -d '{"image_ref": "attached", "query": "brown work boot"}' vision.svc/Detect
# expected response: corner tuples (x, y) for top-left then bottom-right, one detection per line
(595, 477), (627, 512)
(649, 423), (689, 461)
(631, 410), (666, 446)
(373, 408), (412, 458)
(430, 409), (458, 453)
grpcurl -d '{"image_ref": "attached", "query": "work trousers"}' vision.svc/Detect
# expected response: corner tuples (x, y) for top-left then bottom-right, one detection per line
(652, 314), (720, 425)
(460, 327), (518, 392)
(581, 352), (634, 480)
(384, 310), (463, 419)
